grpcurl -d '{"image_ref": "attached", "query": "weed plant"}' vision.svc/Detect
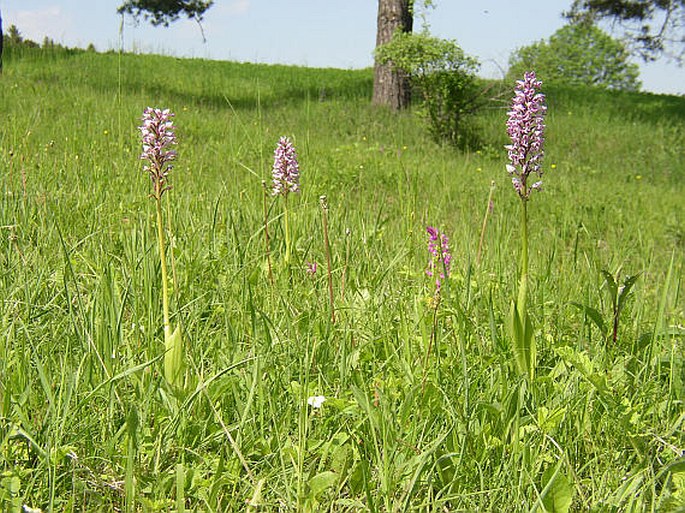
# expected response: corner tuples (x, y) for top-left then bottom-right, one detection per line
(0, 47), (683, 511)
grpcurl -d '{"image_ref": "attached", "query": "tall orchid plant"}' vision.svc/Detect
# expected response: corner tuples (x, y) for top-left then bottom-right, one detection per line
(139, 107), (185, 391)
(271, 136), (300, 264)
(505, 72), (547, 382)
(422, 225), (452, 387)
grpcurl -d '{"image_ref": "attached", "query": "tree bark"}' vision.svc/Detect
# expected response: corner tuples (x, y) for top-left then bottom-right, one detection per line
(373, 0), (413, 109)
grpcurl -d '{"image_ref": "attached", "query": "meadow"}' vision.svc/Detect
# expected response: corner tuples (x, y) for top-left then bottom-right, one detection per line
(0, 44), (683, 512)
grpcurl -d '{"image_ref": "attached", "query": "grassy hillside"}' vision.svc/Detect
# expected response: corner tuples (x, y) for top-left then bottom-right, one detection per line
(0, 47), (683, 512)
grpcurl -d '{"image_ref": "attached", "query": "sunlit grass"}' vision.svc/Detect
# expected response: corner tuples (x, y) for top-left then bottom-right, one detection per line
(0, 47), (683, 511)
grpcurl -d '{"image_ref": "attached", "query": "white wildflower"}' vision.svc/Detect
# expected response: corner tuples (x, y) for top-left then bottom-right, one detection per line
(307, 395), (326, 409)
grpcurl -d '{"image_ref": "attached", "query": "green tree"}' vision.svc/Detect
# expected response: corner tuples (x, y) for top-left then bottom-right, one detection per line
(5, 25), (39, 48)
(375, 31), (482, 147)
(118, 0), (213, 27)
(508, 22), (641, 91)
(566, 0), (685, 60)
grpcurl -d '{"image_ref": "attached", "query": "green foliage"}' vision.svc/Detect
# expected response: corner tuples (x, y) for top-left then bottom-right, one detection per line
(0, 473), (22, 512)
(566, 0), (685, 59)
(508, 22), (641, 92)
(572, 269), (640, 344)
(375, 31), (482, 148)
(164, 326), (185, 390)
(509, 299), (536, 381)
(4, 25), (39, 49)
(601, 269), (640, 343)
(2, 24), (84, 67)
(0, 46), (683, 511)
(539, 463), (574, 513)
(3, 24), (79, 53)
(118, 0), (214, 26)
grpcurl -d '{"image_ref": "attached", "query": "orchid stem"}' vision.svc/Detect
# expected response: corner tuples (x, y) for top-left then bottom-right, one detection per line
(284, 195), (291, 265)
(155, 192), (171, 338)
(518, 200), (528, 316)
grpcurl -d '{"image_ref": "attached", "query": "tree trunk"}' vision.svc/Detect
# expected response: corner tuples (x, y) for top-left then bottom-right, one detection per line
(373, 0), (413, 109)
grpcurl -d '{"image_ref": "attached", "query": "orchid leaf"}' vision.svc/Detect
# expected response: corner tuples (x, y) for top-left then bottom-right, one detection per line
(571, 302), (607, 337)
(540, 463), (574, 513)
(509, 301), (536, 381)
(616, 273), (640, 316)
(164, 325), (185, 391)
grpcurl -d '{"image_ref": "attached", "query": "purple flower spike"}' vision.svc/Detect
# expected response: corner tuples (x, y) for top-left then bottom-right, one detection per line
(426, 226), (452, 293)
(271, 136), (300, 197)
(505, 72), (547, 200)
(139, 107), (177, 197)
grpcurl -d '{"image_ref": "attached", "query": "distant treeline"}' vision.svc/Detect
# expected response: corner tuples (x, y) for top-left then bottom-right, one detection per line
(3, 24), (95, 56)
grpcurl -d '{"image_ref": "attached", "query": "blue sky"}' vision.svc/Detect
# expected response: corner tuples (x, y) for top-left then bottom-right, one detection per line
(3, 0), (685, 94)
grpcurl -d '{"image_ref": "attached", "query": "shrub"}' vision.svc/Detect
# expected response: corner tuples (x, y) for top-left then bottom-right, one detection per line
(375, 31), (482, 148)
(508, 22), (641, 92)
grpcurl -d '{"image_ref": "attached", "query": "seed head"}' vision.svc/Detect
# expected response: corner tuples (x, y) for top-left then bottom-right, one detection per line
(272, 136), (300, 197)
(505, 72), (546, 200)
(139, 107), (177, 198)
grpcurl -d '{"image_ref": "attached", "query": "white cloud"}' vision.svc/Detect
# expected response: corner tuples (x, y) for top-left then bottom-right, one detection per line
(10, 6), (73, 44)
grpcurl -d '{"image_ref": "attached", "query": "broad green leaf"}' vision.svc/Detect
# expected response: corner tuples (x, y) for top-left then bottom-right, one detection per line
(570, 302), (607, 336)
(616, 273), (640, 316)
(509, 301), (525, 377)
(509, 301), (536, 381)
(538, 406), (567, 434)
(671, 471), (685, 506)
(308, 471), (338, 499)
(349, 459), (371, 496)
(0, 475), (22, 512)
(164, 325), (185, 391)
(601, 270), (618, 302)
(554, 346), (611, 398)
(541, 464), (574, 513)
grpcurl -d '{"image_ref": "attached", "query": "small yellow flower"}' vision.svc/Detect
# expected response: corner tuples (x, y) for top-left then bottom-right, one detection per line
(424, 295), (439, 309)
(550, 163), (557, 169)
(635, 175), (642, 180)
(103, 129), (109, 136)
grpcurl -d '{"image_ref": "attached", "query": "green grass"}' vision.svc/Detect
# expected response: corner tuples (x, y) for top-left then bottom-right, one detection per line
(0, 46), (683, 512)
